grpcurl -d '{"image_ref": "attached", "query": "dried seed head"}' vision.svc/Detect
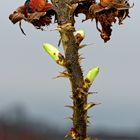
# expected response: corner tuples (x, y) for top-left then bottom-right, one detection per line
(88, 0), (133, 42)
(9, 2), (56, 33)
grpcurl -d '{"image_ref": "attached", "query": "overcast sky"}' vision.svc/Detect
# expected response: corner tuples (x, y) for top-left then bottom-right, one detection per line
(0, 0), (140, 133)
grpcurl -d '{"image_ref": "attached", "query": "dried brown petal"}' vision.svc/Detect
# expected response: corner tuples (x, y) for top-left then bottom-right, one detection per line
(74, 0), (95, 21)
(88, 0), (131, 42)
(9, 6), (26, 24)
(74, 0), (132, 42)
(9, 12), (25, 24)
(9, 3), (56, 33)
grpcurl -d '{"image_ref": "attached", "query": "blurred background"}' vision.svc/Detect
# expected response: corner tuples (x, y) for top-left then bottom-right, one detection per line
(0, 0), (140, 139)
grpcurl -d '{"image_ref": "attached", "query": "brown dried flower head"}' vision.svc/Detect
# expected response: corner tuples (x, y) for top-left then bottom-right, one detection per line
(74, 0), (133, 42)
(9, 1), (56, 35)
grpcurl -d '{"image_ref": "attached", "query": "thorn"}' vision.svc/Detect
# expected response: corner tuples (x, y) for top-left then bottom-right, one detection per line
(87, 92), (94, 95)
(86, 124), (90, 127)
(84, 102), (101, 111)
(49, 28), (58, 32)
(79, 56), (85, 60)
(78, 53), (85, 61)
(69, 95), (73, 100)
(64, 117), (73, 121)
(87, 119), (90, 124)
(65, 134), (68, 138)
(79, 56), (85, 63)
(54, 71), (71, 79)
(88, 91), (98, 95)
(79, 43), (93, 49)
(78, 53), (82, 57)
(65, 105), (74, 110)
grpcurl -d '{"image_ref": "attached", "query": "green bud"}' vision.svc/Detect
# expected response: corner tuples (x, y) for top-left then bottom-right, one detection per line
(74, 30), (85, 39)
(74, 30), (85, 45)
(43, 43), (64, 66)
(84, 67), (99, 89)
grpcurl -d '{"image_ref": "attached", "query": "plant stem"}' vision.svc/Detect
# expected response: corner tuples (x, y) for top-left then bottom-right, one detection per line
(59, 23), (87, 139)
(60, 23), (87, 140)
(51, 1), (88, 139)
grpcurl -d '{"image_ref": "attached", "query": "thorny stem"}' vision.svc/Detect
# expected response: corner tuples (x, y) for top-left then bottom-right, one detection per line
(59, 23), (87, 139)
(51, 0), (88, 139)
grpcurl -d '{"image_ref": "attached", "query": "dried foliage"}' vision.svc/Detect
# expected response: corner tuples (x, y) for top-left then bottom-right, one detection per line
(9, 0), (133, 41)
(74, 0), (95, 20)
(74, 0), (133, 42)
(9, 1), (56, 35)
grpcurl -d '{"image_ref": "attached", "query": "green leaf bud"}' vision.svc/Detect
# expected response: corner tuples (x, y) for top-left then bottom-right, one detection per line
(74, 30), (85, 45)
(43, 43), (64, 66)
(74, 30), (85, 39)
(84, 67), (99, 89)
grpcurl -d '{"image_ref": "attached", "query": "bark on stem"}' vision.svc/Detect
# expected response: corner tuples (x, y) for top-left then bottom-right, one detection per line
(51, 0), (88, 139)
(59, 23), (87, 140)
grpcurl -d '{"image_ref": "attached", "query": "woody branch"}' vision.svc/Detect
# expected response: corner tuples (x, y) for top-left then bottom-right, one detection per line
(51, 0), (88, 139)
